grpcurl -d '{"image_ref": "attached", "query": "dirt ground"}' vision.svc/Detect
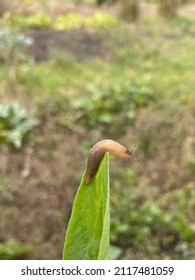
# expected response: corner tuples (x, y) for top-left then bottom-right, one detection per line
(0, 128), (85, 259)
(28, 29), (111, 62)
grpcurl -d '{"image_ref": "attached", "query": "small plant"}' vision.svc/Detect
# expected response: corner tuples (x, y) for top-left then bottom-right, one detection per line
(175, 241), (195, 259)
(96, 0), (118, 5)
(10, 14), (51, 30)
(0, 27), (33, 93)
(186, 158), (195, 175)
(70, 81), (153, 132)
(110, 181), (195, 259)
(158, 0), (181, 18)
(55, 12), (118, 30)
(0, 240), (32, 260)
(0, 102), (37, 149)
(0, 27), (33, 61)
(118, 0), (140, 22)
(0, 177), (13, 200)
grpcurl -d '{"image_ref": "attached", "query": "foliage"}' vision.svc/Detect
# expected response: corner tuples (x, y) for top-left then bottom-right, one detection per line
(186, 158), (195, 175)
(0, 176), (13, 200)
(0, 27), (33, 59)
(111, 182), (195, 259)
(118, 0), (140, 22)
(0, 240), (32, 260)
(55, 12), (118, 30)
(7, 12), (118, 31)
(0, 102), (37, 149)
(0, 27), (33, 92)
(158, 0), (181, 18)
(10, 14), (51, 30)
(70, 81), (153, 131)
(96, 0), (118, 5)
(63, 153), (110, 260)
(55, 13), (83, 30)
(171, 15), (195, 25)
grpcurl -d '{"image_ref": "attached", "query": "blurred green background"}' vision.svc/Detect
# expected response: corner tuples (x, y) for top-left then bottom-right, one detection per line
(0, 0), (195, 260)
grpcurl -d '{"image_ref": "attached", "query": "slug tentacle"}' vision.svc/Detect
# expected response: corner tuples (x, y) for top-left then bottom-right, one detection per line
(85, 139), (138, 184)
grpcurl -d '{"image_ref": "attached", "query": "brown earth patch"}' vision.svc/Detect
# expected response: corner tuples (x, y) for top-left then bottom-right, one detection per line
(0, 129), (85, 259)
(28, 29), (111, 62)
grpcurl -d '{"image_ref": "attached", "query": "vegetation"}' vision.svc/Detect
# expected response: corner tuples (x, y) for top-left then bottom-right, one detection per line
(0, 240), (32, 260)
(0, 0), (195, 260)
(63, 154), (110, 260)
(118, 0), (140, 21)
(54, 12), (118, 30)
(158, 0), (181, 18)
(0, 102), (37, 148)
(0, 27), (33, 93)
(10, 14), (51, 30)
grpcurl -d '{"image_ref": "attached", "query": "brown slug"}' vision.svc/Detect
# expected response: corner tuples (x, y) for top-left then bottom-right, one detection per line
(85, 139), (139, 184)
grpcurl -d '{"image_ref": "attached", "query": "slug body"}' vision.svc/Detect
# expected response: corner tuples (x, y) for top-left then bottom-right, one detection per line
(85, 139), (138, 184)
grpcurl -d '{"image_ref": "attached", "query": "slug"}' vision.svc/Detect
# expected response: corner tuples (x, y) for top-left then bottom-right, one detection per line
(85, 139), (139, 184)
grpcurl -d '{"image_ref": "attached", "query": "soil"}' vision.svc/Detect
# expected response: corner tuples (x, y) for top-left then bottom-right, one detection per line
(0, 128), (84, 259)
(28, 29), (111, 62)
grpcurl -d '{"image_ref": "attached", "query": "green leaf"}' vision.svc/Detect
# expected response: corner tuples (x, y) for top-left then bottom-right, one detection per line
(63, 153), (110, 260)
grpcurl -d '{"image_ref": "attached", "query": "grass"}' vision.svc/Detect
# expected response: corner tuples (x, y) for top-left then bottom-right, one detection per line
(0, 6), (195, 259)
(1, 14), (194, 105)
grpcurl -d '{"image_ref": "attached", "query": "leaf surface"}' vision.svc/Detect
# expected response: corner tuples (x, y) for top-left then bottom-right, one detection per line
(63, 153), (110, 260)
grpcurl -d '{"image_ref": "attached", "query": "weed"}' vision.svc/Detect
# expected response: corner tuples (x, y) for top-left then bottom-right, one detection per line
(55, 12), (118, 30)
(0, 176), (12, 200)
(0, 27), (33, 61)
(0, 240), (32, 260)
(10, 14), (51, 30)
(186, 158), (195, 175)
(0, 102), (37, 149)
(0, 27), (33, 94)
(118, 0), (140, 22)
(70, 80), (153, 133)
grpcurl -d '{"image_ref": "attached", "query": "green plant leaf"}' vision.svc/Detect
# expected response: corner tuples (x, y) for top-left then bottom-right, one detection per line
(63, 153), (110, 260)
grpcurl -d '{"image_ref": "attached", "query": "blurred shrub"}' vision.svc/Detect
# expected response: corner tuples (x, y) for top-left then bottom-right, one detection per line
(111, 182), (195, 259)
(90, 12), (118, 27)
(180, 0), (195, 3)
(0, 27), (33, 60)
(0, 177), (12, 200)
(96, 0), (118, 5)
(0, 240), (32, 260)
(170, 15), (195, 25)
(158, 0), (181, 18)
(55, 13), (83, 30)
(118, 0), (140, 22)
(70, 81), (153, 132)
(0, 27), (33, 91)
(111, 218), (130, 243)
(10, 14), (51, 30)
(0, 102), (37, 149)
(55, 12), (118, 30)
(186, 158), (195, 175)
(175, 241), (195, 259)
